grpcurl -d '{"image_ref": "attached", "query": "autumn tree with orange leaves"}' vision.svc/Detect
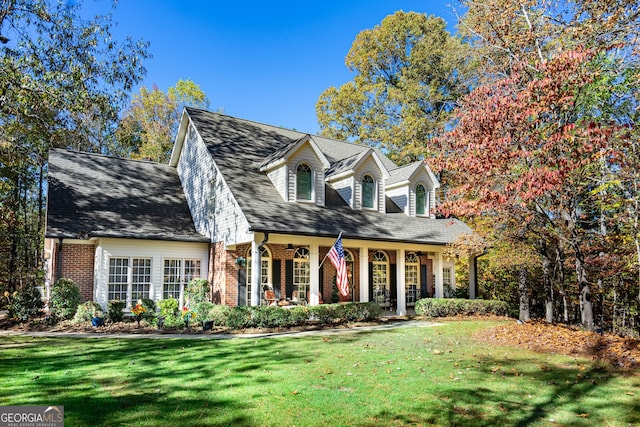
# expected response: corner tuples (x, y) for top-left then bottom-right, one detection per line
(438, 0), (639, 331)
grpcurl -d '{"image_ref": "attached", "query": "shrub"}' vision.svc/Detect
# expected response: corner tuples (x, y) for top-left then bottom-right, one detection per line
(10, 286), (43, 322)
(73, 301), (103, 323)
(49, 278), (81, 320)
(158, 298), (179, 317)
(194, 301), (215, 323)
(414, 298), (510, 317)
(287, 306), (309, 326)
(309, 304), (335, 325)
(185, 278), (210, 306)
(207, 305), (232, 327)
(161, 314), (185, 330)
(140, 298), (157, 322)
(226, 306), (253, 329)
(107, 300), (126, 323)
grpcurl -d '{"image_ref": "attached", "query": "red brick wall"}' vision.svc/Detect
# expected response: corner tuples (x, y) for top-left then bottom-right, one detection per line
(55, 242), (95, 302)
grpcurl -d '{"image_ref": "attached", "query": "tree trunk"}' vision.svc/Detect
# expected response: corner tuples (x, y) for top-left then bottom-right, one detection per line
(542, 253), (554, 323)
(574, 242), (594, 331)
(580, 283), (594, 331)
(518, 265), (530, 322)
(555, 245), (569, 323)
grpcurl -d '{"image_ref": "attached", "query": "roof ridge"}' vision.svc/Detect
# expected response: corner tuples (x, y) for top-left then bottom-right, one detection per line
(49, 148), (172, 167)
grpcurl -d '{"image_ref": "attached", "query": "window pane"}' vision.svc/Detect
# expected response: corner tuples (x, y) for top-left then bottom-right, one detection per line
(132, 258), (151, 301)
(416, 185), (426, 215)
(164, 259), (181, 300)
(108, 258), (128, 302)
(296, 164), (312, 200)
(293, 247), (310, 302)
(362, 175), (375, 208)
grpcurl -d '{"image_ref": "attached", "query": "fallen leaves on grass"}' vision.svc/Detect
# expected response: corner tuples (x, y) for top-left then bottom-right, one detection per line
(476, 321), (640, 369)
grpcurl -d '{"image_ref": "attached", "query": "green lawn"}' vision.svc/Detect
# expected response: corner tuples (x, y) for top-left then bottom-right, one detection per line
(0, 320), (638, 426)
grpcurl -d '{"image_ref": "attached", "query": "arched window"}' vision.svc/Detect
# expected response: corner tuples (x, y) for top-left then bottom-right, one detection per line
(296, 163), (312, 201)
(293, 247), (310, 302)
(372, 251), (389, 306)
(362, 175), (375, 209)
(246, 246), (271, 306)
(416, 184), (426, 216)
(344, 250), (354, 290)
(405, 253), (420, 306)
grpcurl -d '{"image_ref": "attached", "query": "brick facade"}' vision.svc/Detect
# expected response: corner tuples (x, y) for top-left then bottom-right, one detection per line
(54, 242), (95, 302)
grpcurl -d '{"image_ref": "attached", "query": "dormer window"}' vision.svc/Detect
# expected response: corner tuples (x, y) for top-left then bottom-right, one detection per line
(296, 163), (312, 201)
(416, 184), (426, 216)
(362, 175), (375, 209)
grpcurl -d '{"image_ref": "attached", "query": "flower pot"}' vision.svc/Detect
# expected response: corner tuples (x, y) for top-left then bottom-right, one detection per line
(91, 317), (104, 327)
(202, 320), (213, 331)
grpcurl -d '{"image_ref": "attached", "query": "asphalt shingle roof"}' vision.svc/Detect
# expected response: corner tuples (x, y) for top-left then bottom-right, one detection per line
(186, 108), (471, 245)
(46, 149), (208, 242)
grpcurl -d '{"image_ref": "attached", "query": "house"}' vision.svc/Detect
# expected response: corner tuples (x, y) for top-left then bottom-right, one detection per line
(44, 108), (477, 315)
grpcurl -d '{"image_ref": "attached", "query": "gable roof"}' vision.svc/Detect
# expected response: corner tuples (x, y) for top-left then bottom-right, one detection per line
(183, 108), (471, 245)
(259, 134), (330, 172)
(46, 149), (208, 242)
(387, 160), (440, 189)
(325, 148), (389, 182)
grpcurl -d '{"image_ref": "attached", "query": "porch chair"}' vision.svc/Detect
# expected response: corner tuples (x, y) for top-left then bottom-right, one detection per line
(264, 289), (277, 306)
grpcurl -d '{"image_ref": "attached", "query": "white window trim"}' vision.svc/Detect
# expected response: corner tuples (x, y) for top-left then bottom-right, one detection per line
(361, 174), (377, 210)
(162, 258), (203, 308)
(107, 256), (152, 308)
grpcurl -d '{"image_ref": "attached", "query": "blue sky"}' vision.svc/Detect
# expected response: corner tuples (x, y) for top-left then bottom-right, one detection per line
(89, 1), (459, 134)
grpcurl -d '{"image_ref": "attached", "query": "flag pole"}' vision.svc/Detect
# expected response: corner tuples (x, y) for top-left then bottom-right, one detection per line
(318, 232), (342, 269)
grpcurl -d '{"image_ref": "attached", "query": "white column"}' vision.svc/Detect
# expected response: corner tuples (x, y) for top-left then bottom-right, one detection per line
(396, 249), (406, 316)
(359, 246), (369, 302)
(469, 255), (477, 299)
(250, 240), (261, 306)
(309, 243), (320, 306)
(434, 252), (444, 298)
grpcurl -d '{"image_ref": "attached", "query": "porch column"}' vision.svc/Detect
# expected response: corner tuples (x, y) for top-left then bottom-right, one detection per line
(434, 252), (444, 298)
(250, 240), (261, 306)
(359, 246), (369, 302)
(396, 249), (406, 316)
(469, 254), (477, 299)
(309, 243), (320, 306)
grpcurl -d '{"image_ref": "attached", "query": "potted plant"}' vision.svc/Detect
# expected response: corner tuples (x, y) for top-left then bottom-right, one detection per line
(91, 309), (105, 327)
(132, 301), (146, 328)
(235, 256), (246, 269)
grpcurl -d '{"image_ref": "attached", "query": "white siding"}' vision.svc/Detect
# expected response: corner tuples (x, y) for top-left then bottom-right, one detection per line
(332, 177), (354, 208)
(354, 156), (385, 213)
(177, 123), (252, 245)
(287, 144), (326, 206)
(387, 186), (410, 215)
(267, 165), (288, 201)
(94, 238), (209, 309)
(411, 169), (436, 218)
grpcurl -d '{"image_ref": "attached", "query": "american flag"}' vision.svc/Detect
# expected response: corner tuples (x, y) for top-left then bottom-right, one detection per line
(328, 234), (349, 297)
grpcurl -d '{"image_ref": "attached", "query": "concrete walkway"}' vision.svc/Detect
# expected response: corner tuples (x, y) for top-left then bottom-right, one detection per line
(0, 319), (442, 340)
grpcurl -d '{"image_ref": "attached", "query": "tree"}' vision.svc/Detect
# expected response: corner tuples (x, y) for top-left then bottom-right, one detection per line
(316, 11), (468, 164)
(115, 79), (209, 162)
(437, 47), (632, 330)
(0, 0), (149, 290)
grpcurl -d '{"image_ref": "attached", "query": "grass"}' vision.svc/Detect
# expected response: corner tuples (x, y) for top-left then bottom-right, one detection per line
(0, 320), (638, 426)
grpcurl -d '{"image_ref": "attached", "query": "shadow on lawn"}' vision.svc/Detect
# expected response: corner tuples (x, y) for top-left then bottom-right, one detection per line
(406, 356), (638, 427)
(0, 337), (305, 426)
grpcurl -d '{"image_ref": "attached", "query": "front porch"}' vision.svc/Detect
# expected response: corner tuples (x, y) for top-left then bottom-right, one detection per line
(222, 232), (478, 315)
